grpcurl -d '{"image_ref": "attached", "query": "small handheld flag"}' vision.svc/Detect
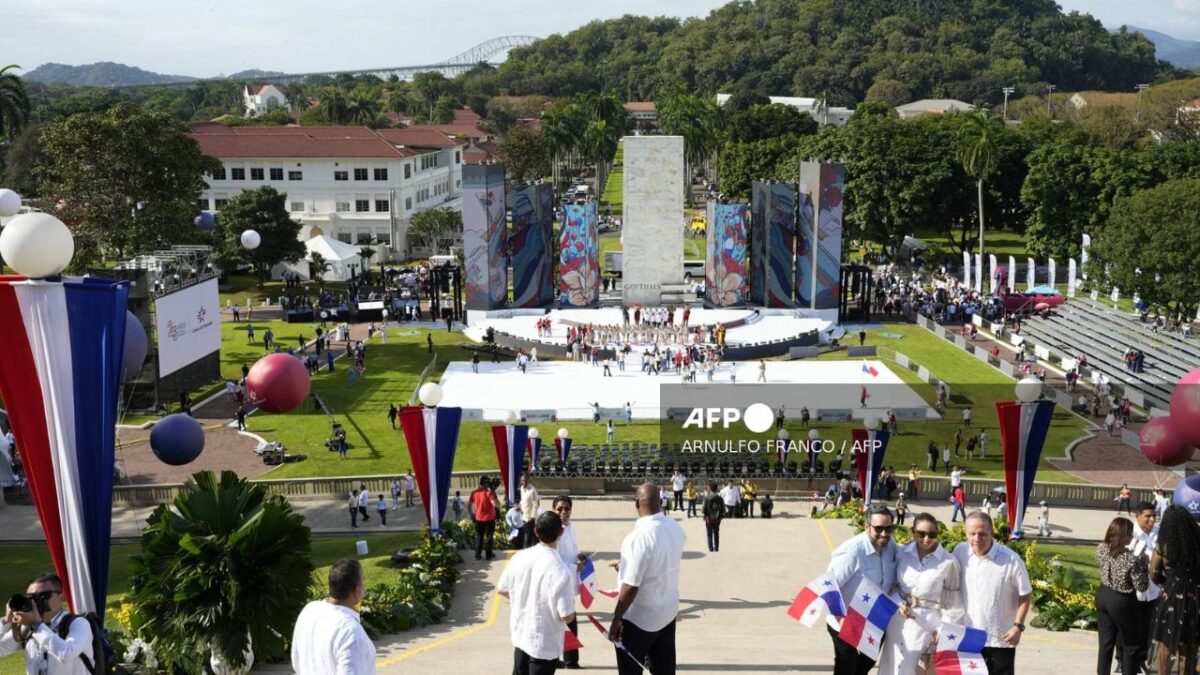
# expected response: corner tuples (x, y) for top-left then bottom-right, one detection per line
(787, 574), (846, 628)
(934, 623), (989, 675)
(579, 558), (600, 609)
(837, 578), (899, 660)
(563, 627), (584, 652)
(861, 361), (879, 377)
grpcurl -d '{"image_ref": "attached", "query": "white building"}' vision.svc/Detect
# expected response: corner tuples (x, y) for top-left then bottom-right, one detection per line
(714, 94), (853, 127)
(243, 84), (290, 117)
(895, 99), (973, 119)
(190, 125), (465, 260)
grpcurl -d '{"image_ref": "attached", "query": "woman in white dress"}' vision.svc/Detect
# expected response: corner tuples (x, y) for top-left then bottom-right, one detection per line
(878, 513), (964, 675)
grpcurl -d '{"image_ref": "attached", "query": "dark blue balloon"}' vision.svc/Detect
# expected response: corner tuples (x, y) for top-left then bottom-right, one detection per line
(123, 311), (147, 381)
(1175, 474), (1200, 519)
(149, 414), (205, 466)
(194, 211), (215, 231)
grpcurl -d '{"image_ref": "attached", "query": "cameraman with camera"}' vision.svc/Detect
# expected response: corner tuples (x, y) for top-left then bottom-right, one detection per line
(1, 573), (94, 674)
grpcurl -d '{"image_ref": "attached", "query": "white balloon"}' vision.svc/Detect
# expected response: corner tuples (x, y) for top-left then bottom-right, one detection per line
(0, 212), (74, 278)
(503, 410), (519, 425)
(808, 429), (820, 440)
(527, 427), (540, 439)
(240, 229), (261, 250)
(777, 428), (790, 440)
(0, 189), (22, 218)
(557, 428), (569, 439)
(1015, 377), (1042, 403)
(418, 382), (443, 407)
(863, 416), (882, 431)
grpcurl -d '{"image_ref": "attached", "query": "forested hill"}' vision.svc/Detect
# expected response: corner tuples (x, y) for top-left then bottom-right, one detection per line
(490, 0), (1170, 106)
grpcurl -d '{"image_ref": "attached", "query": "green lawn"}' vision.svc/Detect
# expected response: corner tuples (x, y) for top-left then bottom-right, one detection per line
(599, 140), (624, 212)
(219, 275), (350, 308)
(904, 227), (1031, 260)
(1040, 542), (1100, 587)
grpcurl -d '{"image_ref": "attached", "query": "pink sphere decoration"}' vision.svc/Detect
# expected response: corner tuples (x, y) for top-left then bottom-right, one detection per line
(1169, 368), (1200, 446)
(1138, 416), (1194, 467)
(245, 353), (311, 414)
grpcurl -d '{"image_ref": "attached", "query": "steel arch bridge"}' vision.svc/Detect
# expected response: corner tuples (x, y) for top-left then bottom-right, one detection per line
(270, 35), (540, 83)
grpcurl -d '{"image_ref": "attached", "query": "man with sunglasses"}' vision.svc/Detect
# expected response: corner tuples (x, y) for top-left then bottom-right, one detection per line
(826, 504), (898, 675)
(553, 496), (586, 669)
(0, 573), (94, 674)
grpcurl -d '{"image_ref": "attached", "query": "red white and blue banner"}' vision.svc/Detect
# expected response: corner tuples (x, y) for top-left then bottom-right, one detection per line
(933, 623), (989, 675)
(837, 578), (898, 660)
(527, 436), (543, 467)
(492, 424), (528, 506)
(400, 406), (463, 531)
(0, 277), (129, 616)
(555, 436), (573, 464)
(786, 573), (846, 627)
(996, 399), (1055, 538)
(851, 428), (891, 508)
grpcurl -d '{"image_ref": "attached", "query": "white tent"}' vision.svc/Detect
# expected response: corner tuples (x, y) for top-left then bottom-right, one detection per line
(275, 235), (365, 282)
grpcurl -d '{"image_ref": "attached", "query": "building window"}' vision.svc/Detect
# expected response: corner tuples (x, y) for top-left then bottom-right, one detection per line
(374, 168), (388, 181)
(374, 199), (389, 212)
(250, 168), (264, 180)
(375, 231), (391, 245)
(404, 164), (411, 179)
(336, 231), (352, 243)
(405, 197), (412, 211)
(197, 198), (210, 211)
(269, 167), (284, 180)
(336, 201), (350, 213)
(214, 198), (229, 210)
(334, 170), (348, 181)
(355, 199), (370, 212)
(288, 170), (303, 180)
(354, 168), (368, 181)
(290, 201), (305, 212)
(212, 166), (226, 180)
(231, 168), (245, 180)
(356, 231), (373, 244)
(455, 150), (461, 163)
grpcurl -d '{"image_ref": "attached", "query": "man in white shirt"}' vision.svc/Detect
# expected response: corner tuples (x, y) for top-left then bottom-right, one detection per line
(292, 559), (376, 674)
(498, 512), (577, 674)
(953, 512), (1031, 675)
(671, 471), (686, 512)
(520, 473), (541, 548)
(0, 573), (94, 675)
(1125, 502), (1160, 672)
(554, 496), (587, 669)
(949, 466), (965, 489)
(720, 480), (742, 518)
(404, 471), (416, 508)
(608, 483), (686, 675)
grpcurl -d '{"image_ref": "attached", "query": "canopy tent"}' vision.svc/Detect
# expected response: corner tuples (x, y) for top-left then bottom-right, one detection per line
(274, 235), (365, 282)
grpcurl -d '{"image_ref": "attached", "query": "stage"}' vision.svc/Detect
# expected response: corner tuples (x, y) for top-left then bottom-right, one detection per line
(435, 358), (935, 421)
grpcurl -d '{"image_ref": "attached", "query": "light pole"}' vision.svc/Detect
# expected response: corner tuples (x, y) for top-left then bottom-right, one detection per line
(1135, 83), (1149, 123)
(1045, 85), (1056, 118)
(1002, 87), (1015, 121)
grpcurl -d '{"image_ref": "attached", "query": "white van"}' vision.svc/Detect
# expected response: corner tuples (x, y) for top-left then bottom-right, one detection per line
(429, 254), (456, 267)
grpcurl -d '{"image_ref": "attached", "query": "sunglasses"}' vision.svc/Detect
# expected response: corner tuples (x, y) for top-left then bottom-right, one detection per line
(870, 524), (895, 533)
(913, 530), (939, 539)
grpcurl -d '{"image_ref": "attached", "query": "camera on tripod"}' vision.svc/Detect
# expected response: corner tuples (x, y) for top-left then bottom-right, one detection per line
(8, 591), (52, 616)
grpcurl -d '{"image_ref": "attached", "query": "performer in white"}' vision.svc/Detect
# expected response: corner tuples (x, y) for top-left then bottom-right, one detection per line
(877, 512), (964, 675)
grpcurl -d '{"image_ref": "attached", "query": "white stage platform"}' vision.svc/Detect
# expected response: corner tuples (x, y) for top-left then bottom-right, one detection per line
(463, 307), (833, 348)
(436, 359), (934, 421)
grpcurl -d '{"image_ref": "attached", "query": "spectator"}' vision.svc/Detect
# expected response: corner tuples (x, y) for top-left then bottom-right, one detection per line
(826, 505), (898, 674)
(497, 512), (577, 675)
(1095, 517), (1151, 675)
(702, 483), (725, 553)
(1116, 483), (1132, 515)
(953, 512), (1032, 675)
(469, 477), (498, 561)
(291, 559), (375, 674)
(1149, 505), (1200, 675)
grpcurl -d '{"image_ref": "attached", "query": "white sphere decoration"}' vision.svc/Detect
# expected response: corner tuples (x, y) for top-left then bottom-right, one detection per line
(0, 212), (75, 278)
(418, 382), (443, 407)
(808, 429), (820, 440)
(528, 427), (540, 439)
(557, 428), (569, 439)
(503, 410), (519, 425)
(0, 189), (22, 217)
(1015, 377), (1042, 403)
(864, 416), (882, 431)
(777, 428), (790, 441)
(240, 229), (262, 250)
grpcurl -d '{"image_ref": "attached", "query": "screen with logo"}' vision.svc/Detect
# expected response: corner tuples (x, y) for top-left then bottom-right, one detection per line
(154, 278), (221, 377)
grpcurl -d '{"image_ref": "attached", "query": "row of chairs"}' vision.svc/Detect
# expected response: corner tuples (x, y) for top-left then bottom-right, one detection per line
(529, 455), (847, 480)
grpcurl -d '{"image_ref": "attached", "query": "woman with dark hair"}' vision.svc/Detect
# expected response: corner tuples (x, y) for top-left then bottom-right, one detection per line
(878, 512), (963, 674)
(1150, 504), (1200, 675)
(1095, 517), (1149, 675)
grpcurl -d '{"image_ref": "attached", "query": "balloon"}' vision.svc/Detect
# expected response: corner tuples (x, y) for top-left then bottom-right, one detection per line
(527, 427), (540, 439)
(245, 353), (311, 414)
(1174, 474), (1200, 519)
(0, 189), (21, 217)
(418, 382), (443, 407)
(194, 211), (215, 230)
(1169, 368), (1200, 446)
(1138, 416), (1194, 467)
(503, 410), (519, 424)
(1015, 377), (1042, 403)
(122, 311), (148, 381)
(150, 414), (206, 466)
(0, 212), (75, 278)
(240, 229), (261, 250)
(557, 428), (569, 439)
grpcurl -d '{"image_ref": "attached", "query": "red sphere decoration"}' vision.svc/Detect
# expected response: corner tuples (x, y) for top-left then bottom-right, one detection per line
(1169, 368), (1200, 447)
(245, 353), (311, 414)
(1138, 416), (1194, 468)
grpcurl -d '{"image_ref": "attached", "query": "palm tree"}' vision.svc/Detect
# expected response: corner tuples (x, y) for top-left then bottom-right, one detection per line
(0, 64), (31, 139)
(357, 245), (377, 280)
(582, 118), (621, 196)
(657, 89), (721, 200)
(956, 111), (1004, 257)
(128, 471), (313, 673)
(345, 91), (379, 125)
(321, 90), (348, 125)
(308, 251), (331, 289)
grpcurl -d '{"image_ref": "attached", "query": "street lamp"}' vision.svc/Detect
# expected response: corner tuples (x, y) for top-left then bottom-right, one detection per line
(1002, 87), (1016, 121)
(1045, 85), (1056, 118)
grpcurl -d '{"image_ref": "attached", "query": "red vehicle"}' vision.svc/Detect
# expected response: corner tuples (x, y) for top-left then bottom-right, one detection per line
(998, 286), (1065, 314)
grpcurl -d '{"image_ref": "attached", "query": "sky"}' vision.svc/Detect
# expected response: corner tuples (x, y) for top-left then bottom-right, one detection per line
(3, 0), (1198, 78)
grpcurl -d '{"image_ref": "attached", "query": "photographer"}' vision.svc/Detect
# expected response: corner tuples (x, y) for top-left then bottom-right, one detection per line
(0, 573), (94, 674)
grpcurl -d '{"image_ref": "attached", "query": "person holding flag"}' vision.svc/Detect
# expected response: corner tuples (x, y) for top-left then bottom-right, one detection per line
(553, 495), (587, 669)
(826, 504), (898, 675)
(877, 513), (964, 674)
(952, 512), (1032, 675)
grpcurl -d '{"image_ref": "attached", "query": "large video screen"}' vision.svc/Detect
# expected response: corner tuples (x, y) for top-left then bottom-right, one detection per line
(154, 278), (221, 377)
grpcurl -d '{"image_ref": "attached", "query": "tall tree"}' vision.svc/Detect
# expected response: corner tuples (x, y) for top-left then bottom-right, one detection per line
(37, 102), (220, 267)
(345, 91), (379, 125)
(213, 186), (305, 286)
(408, 207), (462, 255)
(955, 111), (1004, 257)
(0, 64), (30, 139)
(657, 88), (721, 194)
(321, 90), (348, 125)
(497, 126), (551, 183)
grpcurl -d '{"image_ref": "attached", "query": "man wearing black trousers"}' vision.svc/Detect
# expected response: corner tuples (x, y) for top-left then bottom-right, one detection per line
(608, 483), (686, 675)
(702, 483), (724, 553)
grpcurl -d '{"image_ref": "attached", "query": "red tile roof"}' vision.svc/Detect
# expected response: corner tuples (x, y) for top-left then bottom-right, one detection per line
(246, 83), (287, 96)
(464, 140), (499, 164)
(191, 132), (416, 158)
(624, 102), (656, 112)
(404, 123), (487, 139)
(375, 127), (465, 148)
(453, 108), (481, 125)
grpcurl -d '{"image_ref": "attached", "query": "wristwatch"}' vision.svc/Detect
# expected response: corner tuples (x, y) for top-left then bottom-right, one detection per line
(1013, 622), (1025, 632)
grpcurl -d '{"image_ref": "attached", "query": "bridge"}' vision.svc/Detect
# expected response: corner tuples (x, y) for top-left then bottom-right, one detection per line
(122, 35), (540, 88)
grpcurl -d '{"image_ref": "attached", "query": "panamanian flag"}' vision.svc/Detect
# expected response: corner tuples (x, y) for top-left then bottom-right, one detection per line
(837, 578), (899, 660)
(399, 405), (463, 531)
(527, 436), (543, 467)
(492, 424), (528, 506)
(579, 558), (601, 608)
(555, 436), (573, 463)
(0, 276), (129, 617)
(934, 623), (989, 674)
(996, 399), (1055, 538)
(786, 574), (846, 627)
(851, 427), (891, 508)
